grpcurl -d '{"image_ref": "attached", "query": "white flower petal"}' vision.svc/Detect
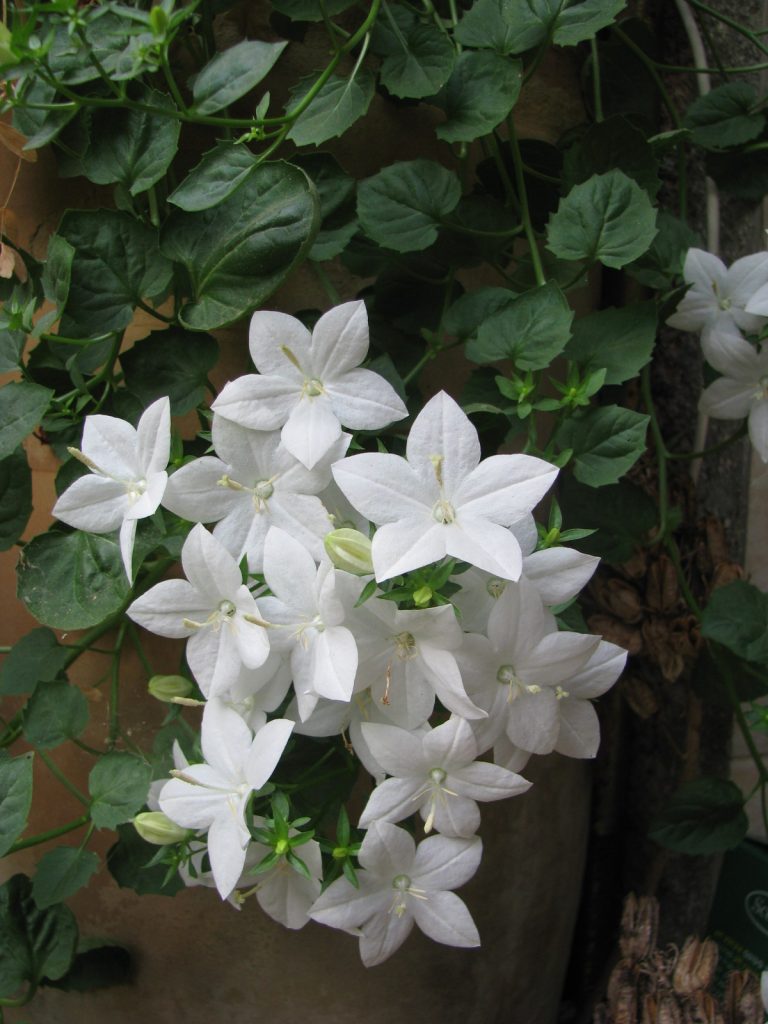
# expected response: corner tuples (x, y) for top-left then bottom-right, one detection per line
(371, 519), (446, 582)
(201, 699), (254, 778)
(137, 396), (171, 476)
(212, 375), (297, 430)
(326, 367), (408, 430)
(406, 391), (480, 494)
(182, 524), (242, 601)
(332, 452), (431, 524)
(207, 809), (250, 899)
(311, 627), (358, 703)
(699, 377), (755, 420)
(310, 300), (370, 377)
(249, 310), (311, 377)
(451, 761), (531, 802)
(358, 905), (415, 966)
(359, 820), (416, 878)
(263, 526), (319, 611)
(444, 517), (523, 580)
(245, 718), (294, 789)
(522, 547), (599, 607)
(53, 475), (128, 532)
(701, 324), (761, 380)
(358, 777), (422, 829)
(411, 891), (480, 948)
(81, 414), (140, 479)
(412, 833), (482, 890)
(127, 578), (209, 637)
(749, 400), (768, 462)
(281, 395), (341, 470)
(162, 456), (237, 523)
(555, 699), (601, 758)
(309, 873), (390, 932)
(119, 517), (138, 581)
(453, 453), (557, 524)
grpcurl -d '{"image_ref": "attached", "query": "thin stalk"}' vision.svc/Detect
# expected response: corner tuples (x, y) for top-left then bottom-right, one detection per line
(684, 0), (768, 57)
(161, 50), (187, 113)
(109, 622), (128, 749)
(641, 364), (669, 542)
(8, 814), (90, 854)
(666, 422), (747, 460)
(590, 37), (604, 121)
(37, 749), (89, 807)
(507, 119), (545, 287)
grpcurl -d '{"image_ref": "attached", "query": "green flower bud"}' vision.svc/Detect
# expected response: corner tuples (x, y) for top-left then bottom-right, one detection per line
(324, 529), (374, 576)
(149, 6), (168, 36)
(148, 674), (194, 702)
(133, 811), (190, 846)
(412, 585), (433, 608)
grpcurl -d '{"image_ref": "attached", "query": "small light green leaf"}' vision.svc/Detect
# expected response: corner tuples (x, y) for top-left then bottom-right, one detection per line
(58, 210), (172, 336)
(193, 40), (287, 115)
(168, 145), (259, 212)
(372, 4), (455, 99)
(161, 161), (318, 330)
(23, 679), (89, 750)
(0, 382), (53, 461)
(287, 71), (375, 147)
(0, 627), (70, 696)
(467, 282), (573, 369)
(18, 531), (130, 631)
(357, 159), (461, 253)
(565, 302), (657, 385)
(701, 580), (768, 666)
(32, 848), (100, 909)
(89, 753), (152, 830)
(546, 170), (657, 269)
(684, 82), (765, 150)
(0, 875), (78, 997)
(80, 89), (180, 195)
(120, 328), (218, 415)
(0, 448), (31, 551)
(434, 50), (522, 143)
(649, 778), (748, 855)
(559, 405), (649, 486)
(0, 753), (34, 858)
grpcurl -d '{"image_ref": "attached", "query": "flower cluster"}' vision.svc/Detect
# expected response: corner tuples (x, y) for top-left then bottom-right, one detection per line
(53, 301), (625, 967)
(668, 247), (768, 462)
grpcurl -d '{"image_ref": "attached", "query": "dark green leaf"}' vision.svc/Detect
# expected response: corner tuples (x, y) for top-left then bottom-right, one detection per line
(89, 752), (152, 829)
(0, 329), (25, 372)
(0, 447), (31, 551)
(13, 80), (77, 149)
(558, 476), (656, 563)
(80, 89), (180, 195)
(0, 627), (70, 696)
(193, 40), (287, 114)
(357, 159), (461, 253)
(44, 940), (132, 992)
(58, 210), (172, 336)
(444, 288), (518, 341)
(467, 282), (573, 369)
(626, 212), (701, 289)
(0, 875), (78, 997)
(121, 329), (218, 415)
(0, 752), (34, 857)
(32, 848), (100, 909)
(565, 302), (657, 384)
(701, 580), (768, 666)
(292, 153), (357, 262)
(168, 144), (258, 212)
(692, 644), (768, 708)
(684, 82), (765, 150)
(271, 0), (356, 19)
(455, 0), (521, 54)
(23, 679), (89, 749)
(161, 161), (318, 330)
(18, 531), (130, 631)
(707, 148), (768, 202)
(558, 405), (649, 486)
(554, 0), (626, 45)
(287, 71), (375, 147)
(107, 823), (184, 896)
(0, 382), (53, 460)
(41, 235), (75, 310)
(547, 170), (657, 269)
(434, 50), (522, 143)
(372, 4), (455, 99)
(649, 777), (748, 855)
(562, 116), (660, 196)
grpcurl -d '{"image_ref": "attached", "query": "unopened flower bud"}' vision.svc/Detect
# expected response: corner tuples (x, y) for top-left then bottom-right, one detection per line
(148, 674), (194, 702)
(133, 811), (190, 845)
(324, 529), (373, 575)
(412, 585), (432, 607)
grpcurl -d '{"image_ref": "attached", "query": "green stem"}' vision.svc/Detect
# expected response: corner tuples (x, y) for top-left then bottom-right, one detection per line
(136, 299), (174, 323)
(641, 364), (669, 542)
(613, 26), (683, 128)
(666, 422), (747, 460)
(7, 814), (90, 854)
(590, 37), (604, 122)
(37, 749), (89, 807)
(507, 119), (545, 287)
(0, 983), (37, 1009)
(128, 622), (154, 680)
(684, 0), (768, 57)
(161, 50), (187, 113)
(310, 262), (341, 305)
(109, 623), (128, 749)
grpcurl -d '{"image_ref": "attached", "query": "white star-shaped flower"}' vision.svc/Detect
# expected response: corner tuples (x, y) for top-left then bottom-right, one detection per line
(211, 301), (408, 469)
(358, 717), (530, 837)
(163, 417), (347, 570)
(332, 391), (557, 582)
(309, 821), (481, 966)
(53, 396), (171, 581)
(158, 700), (293, 899)
(698, 324), (768, 462)
(127, 524), (271, 697)
(667, 248), (768, 338)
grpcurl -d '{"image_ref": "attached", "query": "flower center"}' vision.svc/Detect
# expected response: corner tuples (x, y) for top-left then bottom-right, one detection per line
(718, 297), (732, 311)
(253, 478), (274, 500)
(429, 767), (447, 785)
(126, 477), (147, 502)
(304, 377), (325, 397)
(486, 577), (507, 599)
(218, 599), (236, 619)
(392, 873), (411, 892)
(497, 664), (541, 703)
(393, 632), (417, 660)
(432, 499), (456, 524)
